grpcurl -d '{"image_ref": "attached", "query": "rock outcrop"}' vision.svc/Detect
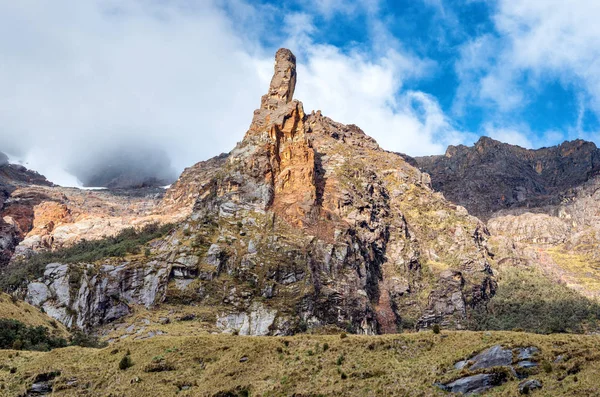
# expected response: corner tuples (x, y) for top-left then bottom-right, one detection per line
(437, 344), (541, 395)
(26, 260), (170, 330)
(0, 157), (54, 266)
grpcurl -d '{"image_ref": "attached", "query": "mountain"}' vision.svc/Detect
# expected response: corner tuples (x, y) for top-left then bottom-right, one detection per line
(414, 137), (600, 220)
(3, 49), (496, 334)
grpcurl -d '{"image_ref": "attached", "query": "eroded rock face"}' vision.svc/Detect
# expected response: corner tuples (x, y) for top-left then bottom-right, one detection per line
(216, 302), (277, 335)
(0, 159), (54, 267)
(26, 261), (171, 329)
(4, 185), (184, 262)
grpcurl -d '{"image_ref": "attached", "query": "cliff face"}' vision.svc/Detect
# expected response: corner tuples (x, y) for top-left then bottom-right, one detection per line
(415, 137), (600, 220)
(488, 174), (600, 299)
(0, 157), (54, 266)
(20, 49), (496, 334)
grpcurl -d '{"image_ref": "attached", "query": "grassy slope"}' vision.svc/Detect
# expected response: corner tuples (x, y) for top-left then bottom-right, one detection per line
(1, 331), (599, 396)
(0, 293), (69, 339)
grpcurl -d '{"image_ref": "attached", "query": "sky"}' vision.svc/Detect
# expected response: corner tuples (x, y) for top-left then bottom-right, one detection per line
(2, 0), (600, 186)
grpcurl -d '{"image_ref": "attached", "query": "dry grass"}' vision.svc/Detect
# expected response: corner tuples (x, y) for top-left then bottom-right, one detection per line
(1, 331), (600, 396)
(546, 247), (600, 297)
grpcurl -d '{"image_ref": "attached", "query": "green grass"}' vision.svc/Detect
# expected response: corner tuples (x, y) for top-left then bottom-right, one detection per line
(0, 223), (174, 292)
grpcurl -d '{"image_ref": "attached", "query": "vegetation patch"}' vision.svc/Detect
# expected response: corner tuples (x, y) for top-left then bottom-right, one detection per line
(468, 266), (600, 334)
(0, 319), (67, 351)
(1, 332), (600, 396)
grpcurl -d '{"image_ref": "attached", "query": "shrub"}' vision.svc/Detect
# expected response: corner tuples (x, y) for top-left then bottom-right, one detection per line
(119, 355), (133, 370)
(542, 361), (553, 373)
(340, 332), (347, 339)
(0, 319), (67, 351)
(432, 324), (441, 334)
(323, 343), (329, 352)
(70, 331), (107, 348)
(336, 354), (345, 366)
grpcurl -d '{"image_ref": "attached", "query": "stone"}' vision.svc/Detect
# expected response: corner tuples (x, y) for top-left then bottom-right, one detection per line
(517, 347), (539, 360)
(439, 373), (507, 395)
(28, 381), (52, 395)
(26, 282), (50, 306)
(519, 379), (542, 394)
(205, 244), (222, 267)
(517, 361), (538, 369)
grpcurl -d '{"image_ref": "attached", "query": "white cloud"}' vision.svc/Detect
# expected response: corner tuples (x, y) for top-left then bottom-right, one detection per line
(457, 0), (600, 117)
(0, 0), (271, 185)
(484, 124), (533, 148)
(291, 43), (471, 156)
(0, 0), (469, 185)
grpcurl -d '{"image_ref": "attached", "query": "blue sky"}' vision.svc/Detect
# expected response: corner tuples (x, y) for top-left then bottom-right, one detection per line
(1, 0), (600, 185)
(244, 0), (600, 149)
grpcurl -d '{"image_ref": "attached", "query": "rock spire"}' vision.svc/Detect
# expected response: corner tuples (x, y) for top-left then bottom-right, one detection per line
(260, 48), (297, 110)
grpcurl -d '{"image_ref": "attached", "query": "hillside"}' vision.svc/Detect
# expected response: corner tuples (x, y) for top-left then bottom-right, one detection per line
(0, 292), (69, 339)
(1, 331), (598, 396)
(412, 137), (600, 302)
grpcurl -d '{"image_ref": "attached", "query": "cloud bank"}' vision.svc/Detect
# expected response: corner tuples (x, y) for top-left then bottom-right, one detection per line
(0, 0), (471, 186)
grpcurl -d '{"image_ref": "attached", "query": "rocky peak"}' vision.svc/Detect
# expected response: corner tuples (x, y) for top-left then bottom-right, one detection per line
(414, 137), (600, 219)
(260, 48), (297, 110)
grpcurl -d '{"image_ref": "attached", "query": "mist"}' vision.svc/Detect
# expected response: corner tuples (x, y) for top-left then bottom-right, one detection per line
(0, 1), (269, 187)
